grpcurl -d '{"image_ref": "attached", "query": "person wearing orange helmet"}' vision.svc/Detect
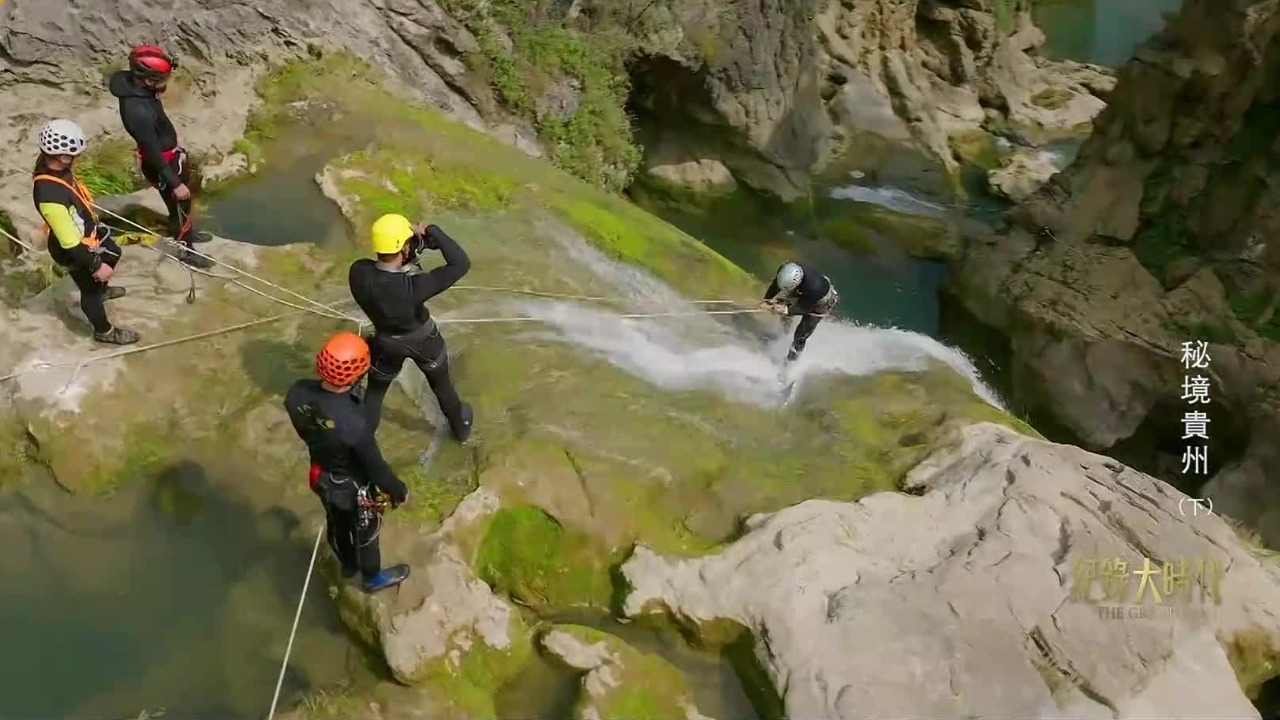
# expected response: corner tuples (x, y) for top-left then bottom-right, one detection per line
(349, 213), (474, 443)
(107, 44), (214, 269)
(284, 332), (411, 594)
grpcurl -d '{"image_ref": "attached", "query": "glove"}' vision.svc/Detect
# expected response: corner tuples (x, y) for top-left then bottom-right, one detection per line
(415, 223), (442, 250)
(387, 483), (409, 508)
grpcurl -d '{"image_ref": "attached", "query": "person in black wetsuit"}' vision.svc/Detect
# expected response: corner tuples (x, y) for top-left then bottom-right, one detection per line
(284, 332), (411, 594)
(107, 44), (214, 270)
(760, 261), (839, 362)
(349, 213), (474, 442)
(31, 119), (139, 346)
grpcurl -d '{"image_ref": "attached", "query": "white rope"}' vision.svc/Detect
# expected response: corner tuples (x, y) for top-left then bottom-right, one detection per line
(451, 284), (739, 305)
(440, 307), (765, 324)
(92, 203), (363, 323)
(0, 224), (37, 253)
(267, 524), (324, 720)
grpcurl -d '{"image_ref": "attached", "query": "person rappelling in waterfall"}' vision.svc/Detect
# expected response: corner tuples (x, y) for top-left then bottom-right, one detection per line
(284, 332), (412, 594)
(348, 213), (474, 443)
(759, 261), (839, 362)
(31, 119), (139, 346)
(108, 45), (215, 270)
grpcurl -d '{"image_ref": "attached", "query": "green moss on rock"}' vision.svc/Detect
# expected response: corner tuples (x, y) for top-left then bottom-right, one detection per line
(475, 505), (615, 611)
(542, 624), (706, 720)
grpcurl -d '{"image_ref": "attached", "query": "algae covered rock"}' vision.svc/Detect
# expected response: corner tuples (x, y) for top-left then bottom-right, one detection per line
(541, 624), (715, 720)
(623, 423), (1280, 719)
(328, 488), (532, 706)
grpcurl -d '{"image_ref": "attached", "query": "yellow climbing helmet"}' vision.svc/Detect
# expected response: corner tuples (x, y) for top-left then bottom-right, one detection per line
(370, 213), (414, 255)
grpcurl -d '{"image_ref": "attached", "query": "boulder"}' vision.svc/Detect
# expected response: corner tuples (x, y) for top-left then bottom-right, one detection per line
(541, 625), (716, 720)
(988, 147), (1070, 202)
(330, 488), (533, 690)
(623, 422), (1280, 719)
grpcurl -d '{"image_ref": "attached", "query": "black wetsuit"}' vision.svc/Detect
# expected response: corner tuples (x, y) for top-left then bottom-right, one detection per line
(348, 224), (471, 436)
(32, 160), (122, 334)
(763, 262), (839, 360)
(108, 70), (200, 246)
(284, 379), (408, 582)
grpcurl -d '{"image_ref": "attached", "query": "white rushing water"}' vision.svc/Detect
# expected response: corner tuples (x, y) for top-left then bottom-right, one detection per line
(827, 183), (948, 218)
(487, 224), (1006, 411)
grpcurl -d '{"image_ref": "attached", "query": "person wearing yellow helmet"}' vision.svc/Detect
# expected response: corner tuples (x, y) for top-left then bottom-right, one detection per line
(348, 213), (474, 443)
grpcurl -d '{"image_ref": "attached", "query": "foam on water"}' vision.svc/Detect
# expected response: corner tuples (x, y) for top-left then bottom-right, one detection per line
(511, 298), (1003, 411)
(827, 183), (948, 218)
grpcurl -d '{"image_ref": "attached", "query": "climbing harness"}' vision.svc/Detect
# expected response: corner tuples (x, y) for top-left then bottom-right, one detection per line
(356, 486), (390, 544)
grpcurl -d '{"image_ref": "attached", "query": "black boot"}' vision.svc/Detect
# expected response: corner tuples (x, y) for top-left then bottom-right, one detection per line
(176, 243), (215, 270)
(104, 287), (126, 301)
(191, 230), (214, 244)
(451, 403), (474, 444)
(94, 326), (139, 345)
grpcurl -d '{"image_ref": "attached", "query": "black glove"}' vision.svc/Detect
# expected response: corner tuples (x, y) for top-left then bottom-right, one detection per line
(422, 224), (445, 250)
(387, 483), (408, 508)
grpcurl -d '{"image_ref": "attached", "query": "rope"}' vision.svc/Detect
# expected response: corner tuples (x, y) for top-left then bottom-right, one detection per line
(92, 203), (363, 323)
(266, 524), (324, 720)
(451, 284), (738, 305)
(0, 224), (37, 253)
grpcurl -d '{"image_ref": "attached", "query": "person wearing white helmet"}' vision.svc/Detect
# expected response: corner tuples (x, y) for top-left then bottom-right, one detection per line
(32, 119), (139, 345)
(759, 261), (839, 362)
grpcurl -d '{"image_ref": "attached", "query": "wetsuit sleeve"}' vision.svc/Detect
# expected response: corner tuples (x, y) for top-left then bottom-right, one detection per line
(351, 432), (408, 503)
(120, 98), (180, 188)
(410, 225), (471, 304)
(763, 279), (780, 301)
(38, 203), (100, 272)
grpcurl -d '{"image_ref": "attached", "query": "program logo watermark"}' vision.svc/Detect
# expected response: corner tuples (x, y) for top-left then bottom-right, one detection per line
(1070, 554), (1223, 620)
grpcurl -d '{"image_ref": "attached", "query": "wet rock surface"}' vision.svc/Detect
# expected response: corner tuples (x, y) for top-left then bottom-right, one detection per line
(624, 422), (1280, 719)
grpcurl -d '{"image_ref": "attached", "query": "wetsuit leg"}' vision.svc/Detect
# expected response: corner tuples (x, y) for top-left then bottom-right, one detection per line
(142, 150), (196, 245)
(365, 339), (407, 434)
(323, 502), (360, 572)
(354, 516), (383, 582)
(415, 355), (464, 433)
(68, 267), (111, 334)
(789, 313), (824, 360)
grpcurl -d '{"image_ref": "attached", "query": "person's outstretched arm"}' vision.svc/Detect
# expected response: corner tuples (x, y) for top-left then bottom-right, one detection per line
(411, 225), (471, 303)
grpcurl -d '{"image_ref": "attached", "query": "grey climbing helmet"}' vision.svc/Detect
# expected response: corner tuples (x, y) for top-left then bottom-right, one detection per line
(775, 262), (804, 293)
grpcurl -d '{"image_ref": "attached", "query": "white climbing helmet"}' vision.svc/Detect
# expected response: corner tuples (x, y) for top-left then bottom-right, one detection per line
(38, 119), (87, 157)
(775, 262), (804, 293)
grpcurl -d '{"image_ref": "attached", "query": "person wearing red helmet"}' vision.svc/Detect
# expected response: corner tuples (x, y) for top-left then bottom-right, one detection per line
(107, 45), (214, 270)
(283, 332), (411, 594)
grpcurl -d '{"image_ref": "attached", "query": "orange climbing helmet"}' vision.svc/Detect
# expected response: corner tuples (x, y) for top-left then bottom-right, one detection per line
(316, 331), (370, 387)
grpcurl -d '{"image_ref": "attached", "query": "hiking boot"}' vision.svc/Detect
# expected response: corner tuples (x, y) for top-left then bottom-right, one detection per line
(362, 564), (410, 594)
(191, 230), (214, 244)
(104, 286), (126, 301)
(176, 244), (215, 270)
(451, 403), (474, 444)
(786, 347), (801, 363)
(94, 326), (139, 345)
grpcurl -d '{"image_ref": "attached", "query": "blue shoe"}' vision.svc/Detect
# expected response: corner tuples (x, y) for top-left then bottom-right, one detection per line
(362, 564), (410, 594)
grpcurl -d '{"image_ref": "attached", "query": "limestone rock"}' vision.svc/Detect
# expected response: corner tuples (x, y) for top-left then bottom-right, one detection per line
(541, 625), (716, 720)
(623, 422), (1280, 719)
(988, 146), (1071, 202)
(330, 487), (532, 686)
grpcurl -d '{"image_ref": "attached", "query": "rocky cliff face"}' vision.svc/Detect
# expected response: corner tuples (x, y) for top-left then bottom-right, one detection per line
(945, 0), (1280, 545)
(633, 0), (1115, 199)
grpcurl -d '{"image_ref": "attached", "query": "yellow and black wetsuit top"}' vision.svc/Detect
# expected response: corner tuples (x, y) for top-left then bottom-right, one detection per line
(31, 160), (104, 273)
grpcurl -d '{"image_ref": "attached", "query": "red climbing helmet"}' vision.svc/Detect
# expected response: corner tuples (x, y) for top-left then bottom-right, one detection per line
(129, 45), (176, 80)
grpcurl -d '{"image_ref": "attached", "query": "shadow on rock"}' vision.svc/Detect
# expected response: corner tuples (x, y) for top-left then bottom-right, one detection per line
(240, 338), (312, 397)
